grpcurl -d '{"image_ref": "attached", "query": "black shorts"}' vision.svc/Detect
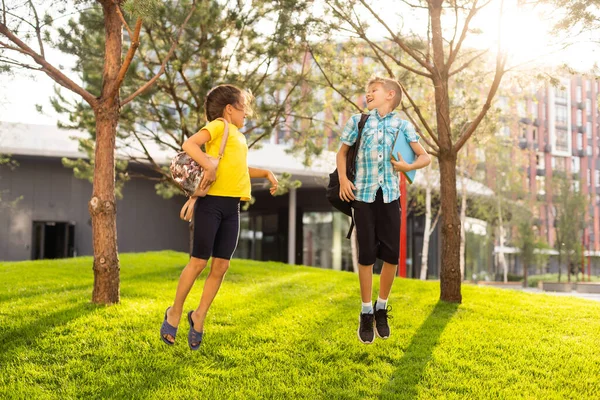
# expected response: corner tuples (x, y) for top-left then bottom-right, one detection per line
(191, 195), (241, 260)
(352, 189), (400, 265)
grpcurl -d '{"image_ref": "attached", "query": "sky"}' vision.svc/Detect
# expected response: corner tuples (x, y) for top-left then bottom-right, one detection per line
(0, 0), (598, 127)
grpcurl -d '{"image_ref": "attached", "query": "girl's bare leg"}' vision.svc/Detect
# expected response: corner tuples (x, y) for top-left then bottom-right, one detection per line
(190, 257), (230, 331)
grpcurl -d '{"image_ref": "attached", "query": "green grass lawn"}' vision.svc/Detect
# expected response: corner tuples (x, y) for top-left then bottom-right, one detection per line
(1, 251), (600, 399)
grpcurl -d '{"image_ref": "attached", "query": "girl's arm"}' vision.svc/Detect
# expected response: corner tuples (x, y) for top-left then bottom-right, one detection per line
(249, 167), (278, 195)
(182, 129), (216, 190)
(391, 141), (431, 172)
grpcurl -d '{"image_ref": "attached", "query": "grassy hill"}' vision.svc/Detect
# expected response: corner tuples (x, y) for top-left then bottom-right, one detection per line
(1, 251), (599, 399)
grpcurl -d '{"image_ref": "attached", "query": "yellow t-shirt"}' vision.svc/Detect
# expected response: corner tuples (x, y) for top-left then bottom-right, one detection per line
(203, 119), (251, 201)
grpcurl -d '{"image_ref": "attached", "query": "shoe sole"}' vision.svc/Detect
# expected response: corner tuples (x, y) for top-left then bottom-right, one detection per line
(357, 315), (375, 344)
(375, 326), (390, 340)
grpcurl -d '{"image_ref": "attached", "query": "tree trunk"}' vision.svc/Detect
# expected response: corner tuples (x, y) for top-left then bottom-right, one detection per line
(90, 4), (122, 304)
(497, 197), (508, 283)
(438, 150), (462, 303)
(459, 176), (467, 281)
(420, 182), (432, 280)
(90, 104), (120, 304)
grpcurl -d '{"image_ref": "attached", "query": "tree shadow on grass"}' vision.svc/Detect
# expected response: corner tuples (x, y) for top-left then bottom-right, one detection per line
(0, 302), (99, 356)
(380, 301), (459, 400)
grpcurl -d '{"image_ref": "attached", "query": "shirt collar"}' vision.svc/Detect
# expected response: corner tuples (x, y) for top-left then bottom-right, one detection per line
(369, 109), (397, 120)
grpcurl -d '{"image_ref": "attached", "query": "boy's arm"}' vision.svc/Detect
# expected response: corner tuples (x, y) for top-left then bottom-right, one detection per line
(391, 141), (431, 172)
(337, 144), (356, 202)
(249, 167), (278, 195)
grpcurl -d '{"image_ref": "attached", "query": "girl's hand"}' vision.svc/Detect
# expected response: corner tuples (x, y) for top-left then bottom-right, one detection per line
(391, 152), (413, 173)
(267, 171), (279, 196)
(200, 166), (217, 190)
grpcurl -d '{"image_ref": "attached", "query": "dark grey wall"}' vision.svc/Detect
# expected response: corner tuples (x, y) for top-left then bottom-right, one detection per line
(0, 156), (188, 261)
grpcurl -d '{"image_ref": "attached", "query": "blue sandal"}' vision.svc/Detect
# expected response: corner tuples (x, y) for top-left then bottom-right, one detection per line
(160, 307), (178, 345)
(187, 311), (204, 351)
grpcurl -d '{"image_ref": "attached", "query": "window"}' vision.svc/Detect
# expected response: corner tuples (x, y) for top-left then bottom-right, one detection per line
(498, 125), (510, 137)
(556, 87), (568, 101)
(576, 85), (582, 103)
(532, 128), (538, 142)
(588, 145), (593, 156)
(573, 180), (580, 192)
(556, 105), (568, 125)
(536, 154), (545, 169)
(588, 169), (592, 186)
(585, 80), (592, 92)
(586, 99), (593, 116)
(497, 96), (509, 111)
(577, 133), (583, 150)
(530, 101), (538, 119)
(572, 157), (580, 173)
(521, 126), (527, 139)
(518, 101), (527, 117)
(587, 122), (593, 139)
(555, 129), (569, 152)
(577, 109), (583, 126)
(596, 171), (600, 187)
(536, 176), (546, 195)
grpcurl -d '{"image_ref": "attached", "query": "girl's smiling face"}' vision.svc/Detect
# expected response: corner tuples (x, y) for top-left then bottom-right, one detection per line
(227, 93), (252, 129)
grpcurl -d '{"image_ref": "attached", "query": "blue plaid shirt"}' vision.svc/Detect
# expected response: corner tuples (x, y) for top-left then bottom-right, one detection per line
(340, 109), (420, 203)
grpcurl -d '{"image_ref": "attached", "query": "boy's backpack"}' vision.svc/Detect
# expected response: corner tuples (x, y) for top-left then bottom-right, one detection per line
(170, 118), (230, 221)
(326, 113), (369, 238)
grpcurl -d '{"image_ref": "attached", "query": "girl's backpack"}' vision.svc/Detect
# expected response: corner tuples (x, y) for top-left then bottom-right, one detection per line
(170, 118), (230, 221)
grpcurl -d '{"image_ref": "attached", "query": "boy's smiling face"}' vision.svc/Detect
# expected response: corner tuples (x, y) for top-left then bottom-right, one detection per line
(365, 83), (395, 112)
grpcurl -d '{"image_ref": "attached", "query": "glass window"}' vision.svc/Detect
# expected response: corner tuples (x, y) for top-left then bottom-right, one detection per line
(536, 154), (545, 169)
(532, 128), (537, 141)
(573, 180), (580, 192)
(556, 105), (568, 125)
(586, 99), (592, 115)
(556, 87), (568, 100)
(536, 176), (545, 195)
(572, 156), (580, 173)
(596, 170), (600, 187)
(576, 86), (582, 103)
(577, 133), (583, 150)
(577, 110), (583, 126)
(585, 80), (592, 92)
(555, 129), (569, 152)
(518, 101), (527, 117)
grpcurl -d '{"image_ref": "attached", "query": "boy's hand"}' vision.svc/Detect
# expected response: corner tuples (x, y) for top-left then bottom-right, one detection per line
(340, 178), (356, 202)
(267, 171), (278, 196)
(391, 152), (413, 173)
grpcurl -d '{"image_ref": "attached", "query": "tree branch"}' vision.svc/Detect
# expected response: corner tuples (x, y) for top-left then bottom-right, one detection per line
(449, 49), (488, 76)
(121, 0), (198, 106)
(454, 52), (507, 152)
(398, 80), (440, 148)
(27, 0), (45, 58)
(307, 46), (363, 113)
(108, 17), (142, 99)
(115, 3), (133, 38)
(401, 100), (439, 153)
(356, 0), (433, 72)
(0, 22), (98, 106)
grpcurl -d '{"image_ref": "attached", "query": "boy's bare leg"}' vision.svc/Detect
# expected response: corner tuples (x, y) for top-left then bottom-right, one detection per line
(378, 262), (398, 300)
(191, 257), (230, 332)
(358, 263), (374, 303)
(164, 257), (208, 341)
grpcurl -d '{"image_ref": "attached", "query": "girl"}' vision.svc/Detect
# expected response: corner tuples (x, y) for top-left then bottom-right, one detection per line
(160, 84), (278, 350)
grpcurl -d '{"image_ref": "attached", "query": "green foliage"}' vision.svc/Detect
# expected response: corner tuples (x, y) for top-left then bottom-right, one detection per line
(2, 252), (600, 398)
(52, 0), (318, 199)
(553, 176), (587, 279)
(122, 0), (161, 20)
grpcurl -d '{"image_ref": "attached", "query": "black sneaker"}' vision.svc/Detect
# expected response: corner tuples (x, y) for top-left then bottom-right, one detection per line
(374, 305), (392, 339)
(357, 312), (375, 344)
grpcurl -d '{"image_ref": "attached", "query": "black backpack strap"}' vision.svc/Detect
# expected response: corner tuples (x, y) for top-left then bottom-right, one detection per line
(346, 218), (355, 239)
(353, 113), (370, 167)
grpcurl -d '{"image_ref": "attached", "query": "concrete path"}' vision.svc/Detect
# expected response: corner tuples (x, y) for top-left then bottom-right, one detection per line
(477, 284), (600, 302)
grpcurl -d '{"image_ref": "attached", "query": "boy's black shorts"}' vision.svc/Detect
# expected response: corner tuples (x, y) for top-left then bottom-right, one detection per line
(352, 188), (400, 266)
(191, 195), (241, 260)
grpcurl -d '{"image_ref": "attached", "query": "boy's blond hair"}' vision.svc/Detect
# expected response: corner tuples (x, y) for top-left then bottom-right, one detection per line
(366, 76), (403, 110)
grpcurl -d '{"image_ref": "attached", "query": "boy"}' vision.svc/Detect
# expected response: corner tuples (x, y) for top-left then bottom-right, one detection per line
(336, 76), (431, 344)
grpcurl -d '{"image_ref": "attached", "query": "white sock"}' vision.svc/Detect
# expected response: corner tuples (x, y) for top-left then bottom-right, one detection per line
(361, 302), (373, 314)
(375, 297), (388, 310)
